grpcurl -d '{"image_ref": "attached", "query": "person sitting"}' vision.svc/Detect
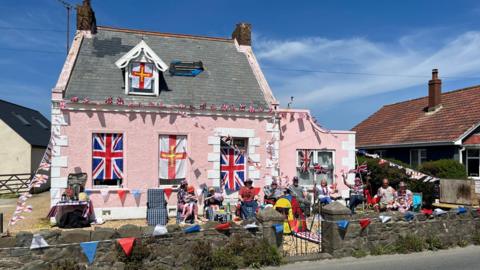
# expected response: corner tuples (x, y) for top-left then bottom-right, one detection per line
(395, 181), (413, 213)
(263, 180), (283, 205)
(288, 177), (312, 216)
(181, 185), (199, 224)
(315, 179), (339, 205)
(177, 180), (188, 224)
(204, 187), (224, 220)
(375, 178), (396, 212)
(342, 173), (365, 214)
(239, 179), (258, 219)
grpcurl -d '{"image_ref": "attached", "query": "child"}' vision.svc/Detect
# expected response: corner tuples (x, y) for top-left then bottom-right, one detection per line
(395, 197), (409, 213)
(182, 186), (199, 224)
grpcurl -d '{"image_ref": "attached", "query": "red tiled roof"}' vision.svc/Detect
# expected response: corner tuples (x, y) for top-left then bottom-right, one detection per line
(352, 85), (480, 147)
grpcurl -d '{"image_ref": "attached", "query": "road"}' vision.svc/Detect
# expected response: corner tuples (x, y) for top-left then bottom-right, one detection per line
(268, 246), (480, 270)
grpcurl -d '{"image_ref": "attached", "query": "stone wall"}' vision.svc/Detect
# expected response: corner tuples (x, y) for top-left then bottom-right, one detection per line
(0, 208), (285, 269)
(321, 202), (480, 258)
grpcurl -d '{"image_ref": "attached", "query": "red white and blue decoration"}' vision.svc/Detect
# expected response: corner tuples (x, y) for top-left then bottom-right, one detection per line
(130, 62), (154, 90)
(159, 135), (187, 180)
(92, 133), (124, 181)
(80, 241), (99, 264)
(220, 147), (245, 191)
(298, 149), (313, 173)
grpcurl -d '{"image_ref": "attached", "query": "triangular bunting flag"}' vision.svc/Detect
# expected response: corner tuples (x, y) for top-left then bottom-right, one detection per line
(457, 207), (467, 214)
(80, 241), (99, 264)
(118, 190), (127, 205)
(433, 208), (448, 216)
(244, 223), (259, 229)
(117, 237), (136, 257)
(153, 224), (168, 236)
(359, 218), (371, 229)
(273, 223), (284, 233)
(379, 215), (391, 223)
(84, 189), (93, 196)
(336, 220), (349, 230)
(404, 211), (415, 221)
(131, 189), (141, 200)
(253, 187), (261, 196)
(30, 234), (49, 249)
(477, 208), (480, 215)
(164, 188), (173, 200)
(421, 209), (433, 216)
(184, 224), (201, 233)
(215, 223), (231, 231)
(100, 189), (109, 202)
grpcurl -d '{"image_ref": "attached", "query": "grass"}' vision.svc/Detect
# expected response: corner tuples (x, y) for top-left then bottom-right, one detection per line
(0, 193), (19, 199)
(352, 250), (368, 258)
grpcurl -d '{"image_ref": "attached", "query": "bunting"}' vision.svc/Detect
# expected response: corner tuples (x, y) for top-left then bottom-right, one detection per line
(30, 234), (49, 249)
(273, 224), (284, 233)
(336, 220), (349, 230)
(100, 189), (109, 202)
(118, 190), (127, 205)
(153, 225), (168, 236)
(163, 188), (173, 200)
(404, 212), (415, 221)
(80, 241), (99, 264)
(184, 224), (201, 234)
(117, 238), (136, 257)
(359, 218), (371, 229)
(379, 215), (391, 223)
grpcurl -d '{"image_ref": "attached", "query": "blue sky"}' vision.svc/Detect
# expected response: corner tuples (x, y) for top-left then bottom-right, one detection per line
(2, 0), (480, 129)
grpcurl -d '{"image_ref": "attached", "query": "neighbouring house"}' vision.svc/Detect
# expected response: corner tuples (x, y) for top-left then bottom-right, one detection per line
(50, 1), (355, 219)
(0, 99), (51, 175)
(353, 69), (480, 177)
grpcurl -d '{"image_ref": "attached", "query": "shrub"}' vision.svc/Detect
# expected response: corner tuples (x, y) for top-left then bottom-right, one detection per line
(425, 235), (445, 250)
(189, 240), (214, 270)
(472, 232), (480, 245)
(369, 244), (395, 256)
(352, 249), (368, 258)
(394, 235), (426, 254)
(211, 248), (242, 270)
(242, 239), (282, 268)
(419, 159), (467, 179)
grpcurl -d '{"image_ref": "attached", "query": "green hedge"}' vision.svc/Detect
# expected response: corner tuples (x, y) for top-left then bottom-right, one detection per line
(419, 159), (467, 179)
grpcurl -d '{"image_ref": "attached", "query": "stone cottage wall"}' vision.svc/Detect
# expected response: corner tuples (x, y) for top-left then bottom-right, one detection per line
(321, 202), (480, 258)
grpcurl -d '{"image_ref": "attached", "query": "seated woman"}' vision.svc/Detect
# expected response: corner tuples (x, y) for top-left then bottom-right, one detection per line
(181, 185), (199, 224)
(395, 181), (413, 213)
(263, 180), (283, 205)
(204, 187), (224, 220)
(239, 179), (258, 220)
(342, 172), (365, 214)
(315, 179), (338, 205)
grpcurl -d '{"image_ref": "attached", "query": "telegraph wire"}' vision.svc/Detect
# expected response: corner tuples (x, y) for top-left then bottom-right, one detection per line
(0, 26), (66, 32)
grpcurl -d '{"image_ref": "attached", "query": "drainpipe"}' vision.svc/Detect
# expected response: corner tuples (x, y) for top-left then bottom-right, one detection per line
(459, 147), (465, 164)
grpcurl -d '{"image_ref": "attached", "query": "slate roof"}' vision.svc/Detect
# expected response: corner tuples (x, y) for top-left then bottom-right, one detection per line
(0, 99), (50, 147)
(65, 26), (271, 108)
(352, 85), (480, 147)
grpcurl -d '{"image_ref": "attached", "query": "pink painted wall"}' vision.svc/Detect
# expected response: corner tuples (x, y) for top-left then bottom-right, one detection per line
(278, 109), (356, 192)
(60, 109), (272, 208)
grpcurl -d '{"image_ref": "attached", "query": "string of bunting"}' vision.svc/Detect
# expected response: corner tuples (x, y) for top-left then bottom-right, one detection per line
(9, 137), (54, 226)
(357, 150), (439, 182)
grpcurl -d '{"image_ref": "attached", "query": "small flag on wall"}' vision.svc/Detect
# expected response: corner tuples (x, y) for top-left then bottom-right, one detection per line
(215, 223), (231, 231)
(359, 218), (371, 229)
(100, 189), (109, 202)
(433, 208), (447, 216)
(80, 241), (99, 264)
(163, 188), (173, 200)
(404, 212), (415, 222)
(336, 220), (349, 230)
(153, 225), (168, 236)
(30, 234), (49, 249)
(457, 207), (467, 214)
(117, 237), (136, 257)
(379, 215), (391, 223)
(273, 223), (284, 233)
(184, 224), (201, 234)
(118, 190), (127, 205)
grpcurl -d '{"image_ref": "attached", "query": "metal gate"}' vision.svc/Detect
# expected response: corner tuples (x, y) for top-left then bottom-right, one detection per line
(282, 214), (322, 256)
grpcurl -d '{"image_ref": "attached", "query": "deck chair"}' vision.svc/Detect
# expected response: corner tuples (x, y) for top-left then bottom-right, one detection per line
(412, 193), (422, 212)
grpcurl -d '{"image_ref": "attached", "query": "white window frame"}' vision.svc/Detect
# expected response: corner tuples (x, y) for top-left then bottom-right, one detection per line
(410, 149), (427, 167)
(125, 61), (159, 96)
(295, 149), (335, 186)
(466, 148), (480, 179)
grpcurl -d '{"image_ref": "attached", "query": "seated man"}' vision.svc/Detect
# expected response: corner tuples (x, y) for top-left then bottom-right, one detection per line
(204, 187), (224, 220)
(263, 180), (283, 205)
(375, 178), (396, 212)
(315, 179), (338, 205)
(239, 179), (258, 219)
(395, 181), (413, 213)
(288, 177), (312, 216)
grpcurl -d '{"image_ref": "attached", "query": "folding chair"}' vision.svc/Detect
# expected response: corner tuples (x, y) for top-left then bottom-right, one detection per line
(412, 193), (422, 212)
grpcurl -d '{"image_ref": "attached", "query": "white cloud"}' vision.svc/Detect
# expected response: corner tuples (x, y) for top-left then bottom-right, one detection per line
(255, 30), (480, 109)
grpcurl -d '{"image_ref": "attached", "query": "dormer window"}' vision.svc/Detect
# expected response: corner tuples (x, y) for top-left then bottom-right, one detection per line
(115, 40), (168, 96)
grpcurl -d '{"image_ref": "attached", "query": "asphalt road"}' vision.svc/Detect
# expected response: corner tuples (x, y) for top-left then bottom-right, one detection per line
(268, 246), (480, 270)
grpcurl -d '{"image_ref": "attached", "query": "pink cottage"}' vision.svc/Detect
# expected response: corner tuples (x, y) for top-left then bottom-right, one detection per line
(50, 2), (355, 220)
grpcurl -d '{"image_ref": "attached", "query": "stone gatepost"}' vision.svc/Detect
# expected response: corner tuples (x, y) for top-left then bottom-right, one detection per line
(257, 207), (285, 251)
(321, 202), (351, 256)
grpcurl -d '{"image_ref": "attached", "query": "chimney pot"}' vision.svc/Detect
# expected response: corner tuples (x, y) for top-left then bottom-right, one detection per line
(232, 23), (252, 46)
(427, 68), (442, 112)
(76, 0), (97, 34)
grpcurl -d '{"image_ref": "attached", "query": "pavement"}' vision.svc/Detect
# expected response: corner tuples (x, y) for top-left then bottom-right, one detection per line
(267, 246), (480, 270)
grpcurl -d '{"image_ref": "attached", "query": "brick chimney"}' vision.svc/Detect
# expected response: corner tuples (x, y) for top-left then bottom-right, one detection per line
(76, 0), (97, 34)
(232, 23), (252, 46)
(427, 69), (442, 112)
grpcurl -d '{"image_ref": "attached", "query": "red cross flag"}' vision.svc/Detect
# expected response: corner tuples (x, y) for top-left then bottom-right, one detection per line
(159, 135), (187, 180)
(130, 62), (154, 90)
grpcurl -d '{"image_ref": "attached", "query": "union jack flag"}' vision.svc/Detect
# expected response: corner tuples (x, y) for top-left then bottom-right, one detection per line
(349, 162), (368, 174)
(298, 150), (313, 172)
(313, 163), (330, 174)
(92, 133), (124, 180)
(220, 147), (245, 191)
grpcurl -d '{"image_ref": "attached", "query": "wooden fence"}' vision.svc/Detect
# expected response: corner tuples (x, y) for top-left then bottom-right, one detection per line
(0, 173), (34, 195)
